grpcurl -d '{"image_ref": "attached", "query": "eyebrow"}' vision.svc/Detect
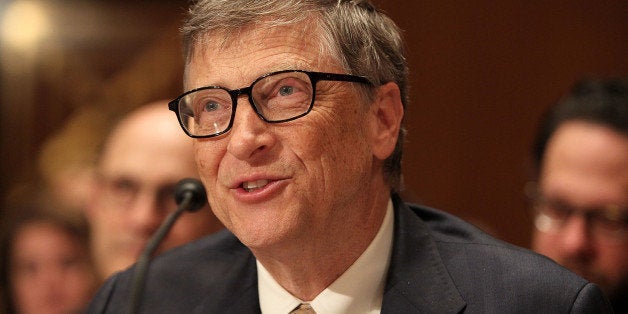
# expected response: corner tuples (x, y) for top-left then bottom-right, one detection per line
(187, 63), (316, 91)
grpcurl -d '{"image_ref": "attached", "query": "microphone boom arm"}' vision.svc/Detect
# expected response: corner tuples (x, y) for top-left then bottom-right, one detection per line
(128, 178), (207, 314)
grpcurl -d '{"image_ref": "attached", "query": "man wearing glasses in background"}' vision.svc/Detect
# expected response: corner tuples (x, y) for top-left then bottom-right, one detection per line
(86, 101), (224, 282)
(87, 1), (612, 312)
(529, 78), (628, 313)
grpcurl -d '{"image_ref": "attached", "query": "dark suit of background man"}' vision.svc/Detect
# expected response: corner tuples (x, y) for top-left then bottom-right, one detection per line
(87, 0), (613, 312)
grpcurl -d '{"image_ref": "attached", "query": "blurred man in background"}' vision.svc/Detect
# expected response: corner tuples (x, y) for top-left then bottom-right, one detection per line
(529, 78), (628, 312)
(86, 100), (223, 281)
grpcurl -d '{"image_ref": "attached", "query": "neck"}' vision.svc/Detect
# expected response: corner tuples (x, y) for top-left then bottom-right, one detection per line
(253, 190), (390, 300)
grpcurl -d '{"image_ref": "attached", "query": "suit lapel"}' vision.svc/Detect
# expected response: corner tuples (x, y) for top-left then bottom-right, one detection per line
(382, 195), (466, 313)
(192, 243), (262, 314)
(189, 196), (465, 313)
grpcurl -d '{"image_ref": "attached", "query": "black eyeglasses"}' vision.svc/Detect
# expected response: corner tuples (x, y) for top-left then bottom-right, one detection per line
(526, 186), (628, 243)
(168, 70), (371, 138)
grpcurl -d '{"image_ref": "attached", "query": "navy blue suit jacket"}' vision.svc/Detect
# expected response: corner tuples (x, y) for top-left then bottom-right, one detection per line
(86, 194), (612, 313)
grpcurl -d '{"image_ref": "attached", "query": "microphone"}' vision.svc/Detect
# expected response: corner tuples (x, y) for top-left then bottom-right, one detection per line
(173, 178), (208, 213)
(129, 178), (207, 314)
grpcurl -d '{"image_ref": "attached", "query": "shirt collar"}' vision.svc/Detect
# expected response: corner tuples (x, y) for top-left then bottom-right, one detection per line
(258, 199), (394, 313)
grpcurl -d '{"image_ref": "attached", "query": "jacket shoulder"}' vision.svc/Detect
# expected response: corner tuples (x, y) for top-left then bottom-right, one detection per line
(390, 198), (612, 313)
(86, 230), (259, 313)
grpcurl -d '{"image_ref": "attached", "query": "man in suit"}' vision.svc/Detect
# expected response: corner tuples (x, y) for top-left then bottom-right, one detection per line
(86, 101), (223, 282)
(528, 78), (628, 312)
(87, 1), (612, 312)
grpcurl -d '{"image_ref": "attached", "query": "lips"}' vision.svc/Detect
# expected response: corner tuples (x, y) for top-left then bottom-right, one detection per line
(242, 179), (270, 192)
(229, 174), (290, 201)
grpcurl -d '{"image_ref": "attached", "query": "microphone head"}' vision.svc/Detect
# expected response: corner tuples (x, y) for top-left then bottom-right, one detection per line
(174, 178), (207, 212)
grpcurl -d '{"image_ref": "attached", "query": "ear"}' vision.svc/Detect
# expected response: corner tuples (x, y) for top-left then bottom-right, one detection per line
(369, 82), (404, 160)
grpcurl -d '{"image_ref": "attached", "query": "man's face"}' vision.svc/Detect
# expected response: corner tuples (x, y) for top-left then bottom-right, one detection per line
(187, 23), (393, 253)
(88, 107), (223, 279)
(532, 121), (628, 298)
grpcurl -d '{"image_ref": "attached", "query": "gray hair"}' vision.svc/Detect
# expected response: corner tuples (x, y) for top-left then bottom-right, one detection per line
(182, 0), (408, 192)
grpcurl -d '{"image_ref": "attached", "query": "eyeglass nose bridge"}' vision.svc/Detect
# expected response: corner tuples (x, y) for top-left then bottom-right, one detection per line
(226, 86), (271, 123)
(563, 211), (595, 230)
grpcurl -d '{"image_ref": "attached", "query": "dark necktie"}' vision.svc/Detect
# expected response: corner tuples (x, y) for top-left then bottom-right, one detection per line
(289, 303), (316, 314)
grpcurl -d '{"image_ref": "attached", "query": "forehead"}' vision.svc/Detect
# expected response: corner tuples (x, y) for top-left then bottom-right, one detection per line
(185, 20), (340, 89)
(541, 122), (628, 204)
(100, 116), (197, 179)
(543, 122), (628, 174)
(12, 222), (78, 256)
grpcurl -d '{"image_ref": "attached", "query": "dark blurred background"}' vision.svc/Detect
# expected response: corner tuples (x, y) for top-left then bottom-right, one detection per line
(1, 0), (627, 248)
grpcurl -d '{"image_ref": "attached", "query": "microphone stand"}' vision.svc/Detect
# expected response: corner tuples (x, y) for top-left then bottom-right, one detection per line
(128, 191), (194, 314)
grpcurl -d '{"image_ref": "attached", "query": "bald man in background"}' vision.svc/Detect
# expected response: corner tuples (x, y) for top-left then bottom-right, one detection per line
(86, 100), (223, 281)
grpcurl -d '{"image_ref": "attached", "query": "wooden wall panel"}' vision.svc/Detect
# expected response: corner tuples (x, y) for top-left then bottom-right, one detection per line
(2, 0), (627, 248)
(377, 0), (628, 247)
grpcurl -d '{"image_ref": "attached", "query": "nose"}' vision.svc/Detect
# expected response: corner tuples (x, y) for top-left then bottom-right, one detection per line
(557, 216), (595, 260)
(226, 97), (275, 160)
(41, 266), (63, 287)
(127, 190), (165, 236)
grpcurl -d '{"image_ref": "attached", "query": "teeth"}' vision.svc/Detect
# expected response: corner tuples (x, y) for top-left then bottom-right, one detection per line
(242, 179), (269, 192)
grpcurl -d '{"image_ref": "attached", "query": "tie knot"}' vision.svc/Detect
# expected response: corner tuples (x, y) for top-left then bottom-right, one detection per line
(289, 303), (316, 314)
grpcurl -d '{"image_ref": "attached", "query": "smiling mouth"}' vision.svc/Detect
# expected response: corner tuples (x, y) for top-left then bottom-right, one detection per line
(242, 179), (269, 192)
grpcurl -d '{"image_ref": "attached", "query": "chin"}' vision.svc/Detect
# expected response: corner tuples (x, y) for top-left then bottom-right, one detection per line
(235, 224), (292, 251)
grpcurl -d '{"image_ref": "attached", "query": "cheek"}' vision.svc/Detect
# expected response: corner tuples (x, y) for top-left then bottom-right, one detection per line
(193, 141), (230, 217)
(531, 232), (558, 256)
(11, 280), (36, 310)
(194, 141), (223, 179)
(600, 244), (628, 269)
(294, 113), (371, 182)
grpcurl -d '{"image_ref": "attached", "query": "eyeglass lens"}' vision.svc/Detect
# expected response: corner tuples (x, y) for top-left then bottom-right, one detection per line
(177, 71), (314, 137)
